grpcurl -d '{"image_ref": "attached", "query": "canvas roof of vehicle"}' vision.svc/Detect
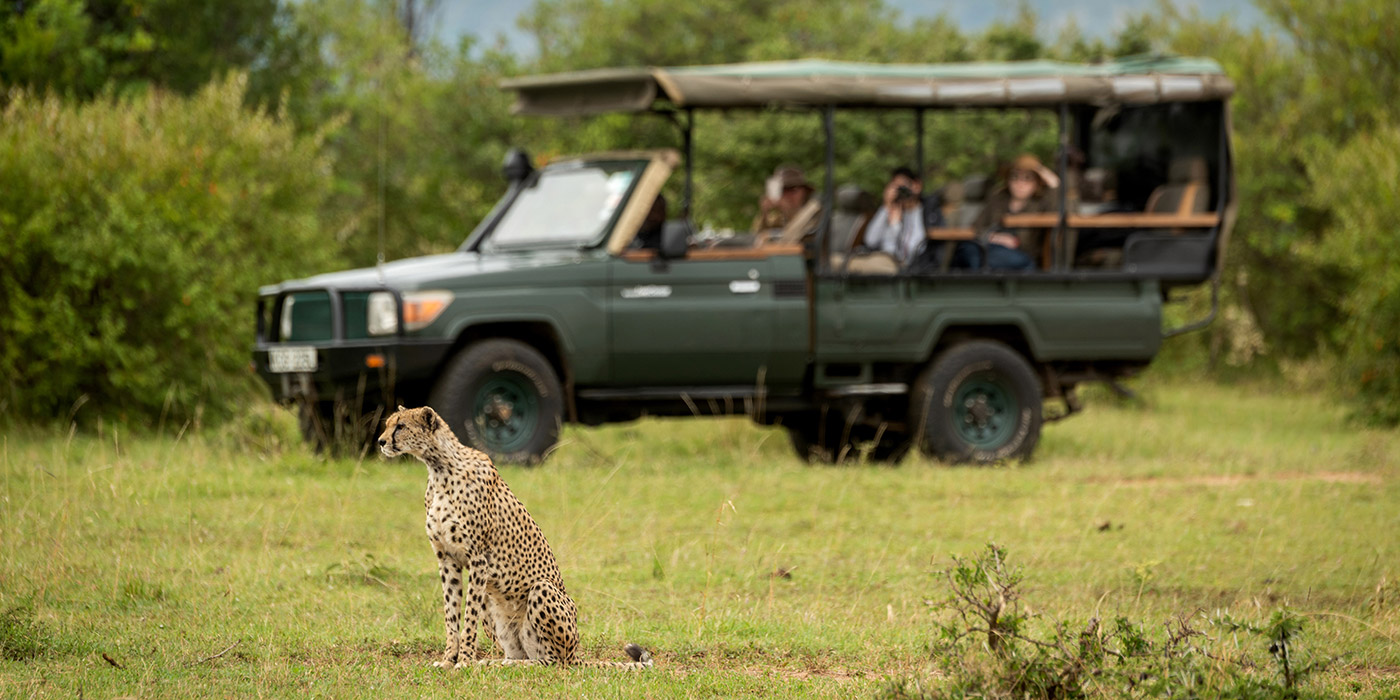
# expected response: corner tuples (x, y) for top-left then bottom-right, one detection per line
(500, 56), (1235, 116)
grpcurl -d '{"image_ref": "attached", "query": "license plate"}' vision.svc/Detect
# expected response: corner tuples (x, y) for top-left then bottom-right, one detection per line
(269, 347), (318, 373)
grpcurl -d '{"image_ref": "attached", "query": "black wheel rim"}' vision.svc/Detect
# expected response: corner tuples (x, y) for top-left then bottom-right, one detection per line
(952, 373), (1018, 449)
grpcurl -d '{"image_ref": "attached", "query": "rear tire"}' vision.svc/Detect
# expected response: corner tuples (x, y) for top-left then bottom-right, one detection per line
(910, 340), (1042, 464)
(428, 339), (564, 465)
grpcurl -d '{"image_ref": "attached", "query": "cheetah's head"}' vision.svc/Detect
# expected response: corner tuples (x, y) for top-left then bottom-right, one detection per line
(378, 405), (448, 459)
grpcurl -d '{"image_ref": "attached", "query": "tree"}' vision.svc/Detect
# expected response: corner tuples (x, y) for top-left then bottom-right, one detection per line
(1160, 0), (1400, 422)
(0, 0), (291, 98)
(281, 0), (520, 265)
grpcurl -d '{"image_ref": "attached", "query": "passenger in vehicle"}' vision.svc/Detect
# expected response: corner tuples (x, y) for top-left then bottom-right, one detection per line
(752, 165), (815, 233)
(972, 154), (1060, 270)
(1070, 168), (1130, 266)
(631, 194), (668, 249)
(1075, 167), (1119, 215)
(861, 167), (926, 264)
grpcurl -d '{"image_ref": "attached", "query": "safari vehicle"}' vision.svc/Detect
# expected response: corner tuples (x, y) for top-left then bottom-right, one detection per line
(253, 57), (1235, 464)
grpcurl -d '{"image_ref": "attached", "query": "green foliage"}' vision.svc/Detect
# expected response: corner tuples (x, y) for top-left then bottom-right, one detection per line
(1302, 126), (1400, 424)
(279, 0), (519, 266)
(216, 402), (304, 457)
(0, 0), (105, 96)
(0, 0), (292, 100)
(1128, 0), (1400, 424)
(0, 74), (340, 424)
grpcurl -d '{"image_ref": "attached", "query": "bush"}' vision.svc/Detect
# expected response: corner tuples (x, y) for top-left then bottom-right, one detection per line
(0, 74), (342, 426)
(1305, 126), (1400, 426)
(887, 544), (1333, 700)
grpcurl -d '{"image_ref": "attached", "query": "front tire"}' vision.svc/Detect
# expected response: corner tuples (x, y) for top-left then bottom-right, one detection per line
(428, 339), (564, 465)
(910, 340), (1042, 464)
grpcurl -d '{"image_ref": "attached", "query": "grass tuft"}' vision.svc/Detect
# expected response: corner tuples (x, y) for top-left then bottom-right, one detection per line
(1, 607), (55, 661)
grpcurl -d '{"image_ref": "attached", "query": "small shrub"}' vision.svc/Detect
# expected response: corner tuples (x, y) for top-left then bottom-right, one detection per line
(217, 401), (303, 457)
(893, 544), (1334, 700)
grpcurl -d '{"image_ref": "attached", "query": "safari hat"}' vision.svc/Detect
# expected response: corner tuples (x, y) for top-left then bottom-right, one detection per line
(773, 165), (813, 191)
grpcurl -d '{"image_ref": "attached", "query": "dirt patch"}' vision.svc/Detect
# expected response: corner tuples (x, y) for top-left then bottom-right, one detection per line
(767, 667), (862, 682)
(1090, 471), (1383, 488)
(665, 660), (880, 683)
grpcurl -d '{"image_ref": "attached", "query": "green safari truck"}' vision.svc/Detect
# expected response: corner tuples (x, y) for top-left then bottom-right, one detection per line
(252, 58), (1236, 464)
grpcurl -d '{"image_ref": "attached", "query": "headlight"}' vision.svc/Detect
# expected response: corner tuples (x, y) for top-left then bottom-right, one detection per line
(280, 296), (295, 339)
(367, 291), (398, 336)
(402, 290), (454, 332)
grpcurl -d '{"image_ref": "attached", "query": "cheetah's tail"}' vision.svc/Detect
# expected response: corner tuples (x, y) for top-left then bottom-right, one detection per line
(624, 643), (653, 666)
(573, 643), (654, 669)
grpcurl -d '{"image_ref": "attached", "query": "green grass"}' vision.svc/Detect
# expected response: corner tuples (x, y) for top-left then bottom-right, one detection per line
(1, 381), (1397, 698)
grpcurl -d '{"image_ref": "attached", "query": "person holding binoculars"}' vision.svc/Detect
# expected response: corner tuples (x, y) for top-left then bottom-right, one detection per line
(863, 166), (931, 266)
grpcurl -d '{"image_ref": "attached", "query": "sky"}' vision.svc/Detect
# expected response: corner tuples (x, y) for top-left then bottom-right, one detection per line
(434, 0), (1266, 55)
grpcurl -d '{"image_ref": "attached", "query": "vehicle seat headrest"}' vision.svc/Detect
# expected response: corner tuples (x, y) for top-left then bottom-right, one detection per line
(940, 181), (965, 206)
(962, 174), (989, 202)
(835, 184), (873, 213)
(1169, 156), (1209, 184)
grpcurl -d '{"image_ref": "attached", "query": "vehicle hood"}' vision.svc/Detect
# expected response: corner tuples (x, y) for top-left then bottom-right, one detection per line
(258, 249), (592, 295)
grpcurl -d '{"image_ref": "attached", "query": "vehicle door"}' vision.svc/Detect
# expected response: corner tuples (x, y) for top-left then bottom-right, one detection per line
(607, 246), (807, 387)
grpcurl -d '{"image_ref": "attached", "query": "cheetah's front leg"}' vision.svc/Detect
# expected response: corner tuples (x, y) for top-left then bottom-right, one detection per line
(452, 576), (487, 668)
(434, 552), (465, 668)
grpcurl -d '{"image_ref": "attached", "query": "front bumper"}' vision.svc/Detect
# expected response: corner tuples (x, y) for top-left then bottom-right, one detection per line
(252, 339), (455, 406)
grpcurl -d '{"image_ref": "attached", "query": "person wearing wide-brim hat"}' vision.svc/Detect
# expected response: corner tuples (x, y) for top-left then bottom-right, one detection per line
(753, 165), (816, 232)
(971, 153), (1061, 270)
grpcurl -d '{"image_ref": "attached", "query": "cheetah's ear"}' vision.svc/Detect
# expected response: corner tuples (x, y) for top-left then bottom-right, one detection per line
(422, 406), (443, 432)
(397, 404), (406, 412)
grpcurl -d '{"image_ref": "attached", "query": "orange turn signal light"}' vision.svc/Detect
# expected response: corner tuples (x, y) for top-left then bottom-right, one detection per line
(402, 291), (454, 331)
(365, 353), (387, 369)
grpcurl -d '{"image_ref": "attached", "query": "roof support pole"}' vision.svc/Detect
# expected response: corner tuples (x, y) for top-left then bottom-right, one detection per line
(819, 106), (836, 268)
(683, 108), (695, 218)
(1055, 102), (1070, 270)
(915, 108), (925, 177)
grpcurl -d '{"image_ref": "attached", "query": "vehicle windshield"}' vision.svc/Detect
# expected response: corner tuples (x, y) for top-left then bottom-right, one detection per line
(482, 160), (645, 251)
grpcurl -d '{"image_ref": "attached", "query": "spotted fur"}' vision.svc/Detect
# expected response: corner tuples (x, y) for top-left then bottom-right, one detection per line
(378, 405), (653, 670)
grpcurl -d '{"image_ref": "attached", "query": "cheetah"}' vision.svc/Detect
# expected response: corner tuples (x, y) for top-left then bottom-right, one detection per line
(377, 405), (653, 669)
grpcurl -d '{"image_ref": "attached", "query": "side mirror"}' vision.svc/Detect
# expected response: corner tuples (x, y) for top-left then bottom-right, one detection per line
(502, 148), (533, 183)
(658, 220), (691, 260)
